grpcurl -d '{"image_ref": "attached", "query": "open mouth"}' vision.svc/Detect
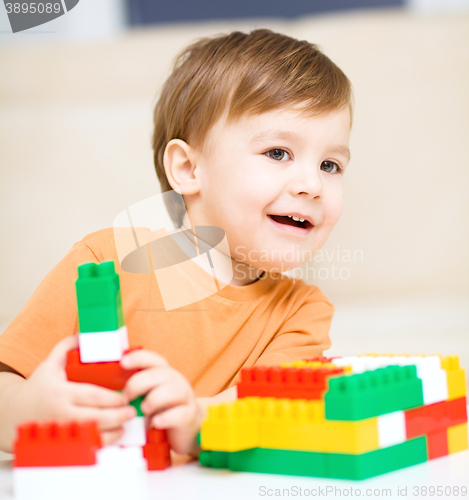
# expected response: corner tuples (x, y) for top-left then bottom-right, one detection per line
(268, 214), (313, 230)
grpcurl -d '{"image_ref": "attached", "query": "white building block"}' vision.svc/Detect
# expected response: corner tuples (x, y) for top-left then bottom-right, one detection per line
(13, 446), (148, 500)
(360, 356), (383, 371)
(332, 356), (367, 373)
(420, 369), (449, 405)
(114, 416), (148, 446)
(399, 356), (448, 405)
(98, 446), (148, 499)
(377, 411), (407, 448)
(78, 326), (129, 363)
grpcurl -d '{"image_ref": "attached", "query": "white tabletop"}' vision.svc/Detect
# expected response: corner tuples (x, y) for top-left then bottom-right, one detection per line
(1, 447), (468, 500)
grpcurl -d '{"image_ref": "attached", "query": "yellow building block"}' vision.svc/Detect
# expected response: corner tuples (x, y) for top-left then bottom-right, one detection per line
(447, 423), (469, 454)
(281, 360), (338, 370)
(201, 397), (380, 454)
(257, 398), (379, 453)
(440, 355), (467, 400)
(200, 398), (260, 451)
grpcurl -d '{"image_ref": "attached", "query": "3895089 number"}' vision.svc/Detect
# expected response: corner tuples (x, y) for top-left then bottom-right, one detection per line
(413, 486), (467, 496)
(5, 3), (61, 14)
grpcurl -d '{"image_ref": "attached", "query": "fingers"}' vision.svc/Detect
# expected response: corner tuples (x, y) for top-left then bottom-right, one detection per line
(140, 381), (192, 416)
(74, 404), (136, 431)
(123, 367), (172, 402)
(44, 335), (79, 368)
(69, 382), (129, 407)
(151, 404), (195, 429)
(120, 349), (168, 371)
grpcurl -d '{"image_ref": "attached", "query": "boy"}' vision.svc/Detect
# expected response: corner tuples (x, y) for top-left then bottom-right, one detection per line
(0, 29), (353, 457)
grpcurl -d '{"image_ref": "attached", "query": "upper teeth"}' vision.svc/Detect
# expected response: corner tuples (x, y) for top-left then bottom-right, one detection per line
(288, 215), (305, 222)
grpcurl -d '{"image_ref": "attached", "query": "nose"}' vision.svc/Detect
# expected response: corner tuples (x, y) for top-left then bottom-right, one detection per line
(287, 164), (323, 199)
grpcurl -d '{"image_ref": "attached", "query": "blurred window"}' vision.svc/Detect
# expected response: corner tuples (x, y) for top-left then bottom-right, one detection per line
(127, 0), (404, 25)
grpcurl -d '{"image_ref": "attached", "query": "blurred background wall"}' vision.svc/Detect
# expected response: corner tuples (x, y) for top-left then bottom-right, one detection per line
(1, 0), (468, 366)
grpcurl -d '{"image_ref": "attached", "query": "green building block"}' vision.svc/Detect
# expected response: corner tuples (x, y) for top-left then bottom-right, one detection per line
(325, 437), (427, 480)
(199, 438), (427, 480)
(76, 261), (124, 332)
(199, 450), (229, 469)
(130, 395), (145, 417)
(229, 448), (327, 477)
(325, 366), (424, 420)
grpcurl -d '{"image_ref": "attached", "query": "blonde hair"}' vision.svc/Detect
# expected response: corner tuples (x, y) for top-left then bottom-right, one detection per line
(152, 28), (353, 227)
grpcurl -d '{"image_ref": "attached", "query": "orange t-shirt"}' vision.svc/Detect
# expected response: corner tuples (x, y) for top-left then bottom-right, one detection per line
(0, 229), (334, 397)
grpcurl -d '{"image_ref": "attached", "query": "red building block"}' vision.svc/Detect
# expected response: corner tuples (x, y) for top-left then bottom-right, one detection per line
(143, 428), (171, 470)
(237, 366), (344, 400)
(66, 347), (142, 390)
(14, 421), (101, 467)
(303, 357), (335, 363)
(405, 397), (467, 439)
(427, 429), (449, 459)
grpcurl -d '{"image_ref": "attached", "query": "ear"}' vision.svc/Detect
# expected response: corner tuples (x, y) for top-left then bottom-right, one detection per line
(163, 139), (200, 195)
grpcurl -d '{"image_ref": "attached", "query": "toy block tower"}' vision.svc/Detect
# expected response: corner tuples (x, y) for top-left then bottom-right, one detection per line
(199, 355), (468, 480)
(13, 261), (171, 500)
(67, 260), (171, 468)
(75, 261), (128, 363)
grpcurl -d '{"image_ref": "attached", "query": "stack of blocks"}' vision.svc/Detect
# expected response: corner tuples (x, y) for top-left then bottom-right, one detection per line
(13, 261), (171, 500)
(199, 355), (468, 480)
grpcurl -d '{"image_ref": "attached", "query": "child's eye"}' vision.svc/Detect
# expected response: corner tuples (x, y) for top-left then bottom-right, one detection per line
(321, 160), (343, 174)
(266, 149), (290, 162)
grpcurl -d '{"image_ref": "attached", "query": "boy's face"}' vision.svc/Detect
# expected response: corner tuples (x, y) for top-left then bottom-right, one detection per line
(188, 105), (351, 273)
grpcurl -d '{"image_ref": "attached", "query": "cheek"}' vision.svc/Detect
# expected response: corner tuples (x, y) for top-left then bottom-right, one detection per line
(323, 187), (344, 226)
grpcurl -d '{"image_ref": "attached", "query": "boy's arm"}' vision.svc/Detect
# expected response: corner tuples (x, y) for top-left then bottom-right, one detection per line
(0, 369), (27, 451)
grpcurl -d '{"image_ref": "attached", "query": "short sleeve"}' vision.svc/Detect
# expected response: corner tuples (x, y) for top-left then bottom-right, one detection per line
(255, 292), (334, 367)
(0, 242), (99, 378)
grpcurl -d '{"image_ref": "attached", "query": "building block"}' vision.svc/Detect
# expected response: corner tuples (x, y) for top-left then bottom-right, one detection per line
(229, 448), (327, 477)
(199, 354), (467, 480)
(411, 358), (448, 405)
(96, 446), (149, 498)
(440, 355), (467, 400)
(237, 366), (344, 400)
(303, 356), (335, 363)
(14, 421), (101, 467)
(143, 428), (171, 470)
(66, 347), (141, 390)
(13, 446), (149, 500)
(200, 398), (259, 451)
(405, 397), (467, 439)
(130, 395), (145, 417)
(447, 423), (469, 454)
(78, 326), (129, 363)
(377, 411), (406, 448)
(324, 365), (424, 420)
(257, 398), (379, 454)
(281, 361), (339, 370)
(199, 450), (229, 469)
(76, 261), (124, 333)
(362, 354), (449, 405)
(331, 356), (368, 373)
(114, 416), (148, 447)
(201, 397), (380, 454)
(324, 436), (427, 480)
(426, 429), (448, 459)
(200, 437), (428, 480)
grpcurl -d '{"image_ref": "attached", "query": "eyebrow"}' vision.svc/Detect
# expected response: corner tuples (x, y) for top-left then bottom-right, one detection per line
(250, 130), (351, 161)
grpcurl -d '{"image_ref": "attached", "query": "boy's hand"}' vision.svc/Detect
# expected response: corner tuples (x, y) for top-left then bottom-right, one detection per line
(121, 349), (201, 456)
(5, 335), (136, 448)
